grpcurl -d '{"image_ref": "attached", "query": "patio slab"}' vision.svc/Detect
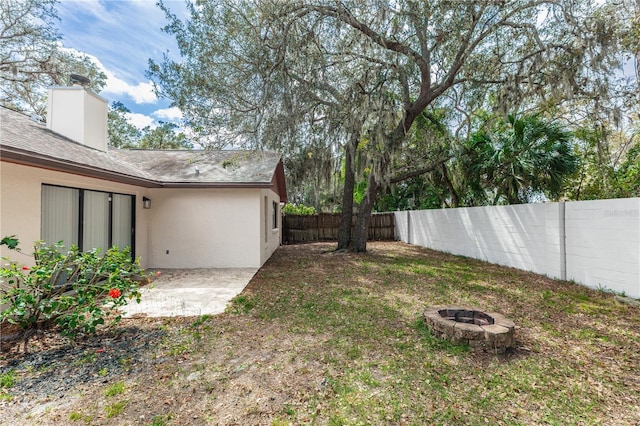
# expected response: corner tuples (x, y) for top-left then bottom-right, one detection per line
(122, 268), (257, 318)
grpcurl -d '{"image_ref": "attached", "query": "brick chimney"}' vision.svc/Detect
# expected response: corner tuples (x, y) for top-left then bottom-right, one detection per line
(46, 85), (108, 152)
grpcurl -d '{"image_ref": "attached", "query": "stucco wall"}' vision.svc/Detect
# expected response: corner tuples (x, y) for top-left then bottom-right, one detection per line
(1, 161), (283, 269)
(146, 187), (282, 269)
(0, 161), (150, 266)
(394, 198), (640, 298)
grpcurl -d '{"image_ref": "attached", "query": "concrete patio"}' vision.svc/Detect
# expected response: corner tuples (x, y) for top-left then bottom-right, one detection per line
(122, 268), (257, 318)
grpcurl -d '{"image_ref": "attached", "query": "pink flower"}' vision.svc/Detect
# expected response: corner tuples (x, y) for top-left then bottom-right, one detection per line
(108, 288), (122, 299)
(156, 271), (162, 277)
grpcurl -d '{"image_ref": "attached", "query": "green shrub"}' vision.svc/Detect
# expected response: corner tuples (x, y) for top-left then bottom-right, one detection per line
(0, 237), (144, 340)
(282, 203), (316, 215)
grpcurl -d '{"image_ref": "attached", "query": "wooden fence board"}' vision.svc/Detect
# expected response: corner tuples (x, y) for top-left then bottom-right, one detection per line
(283, 213), (395, 244)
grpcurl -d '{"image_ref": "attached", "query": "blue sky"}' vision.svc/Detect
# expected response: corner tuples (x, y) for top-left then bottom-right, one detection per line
(56, 0), (188, 128)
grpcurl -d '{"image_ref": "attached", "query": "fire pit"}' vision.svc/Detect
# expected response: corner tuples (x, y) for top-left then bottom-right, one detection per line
(423, 306), (515, 353)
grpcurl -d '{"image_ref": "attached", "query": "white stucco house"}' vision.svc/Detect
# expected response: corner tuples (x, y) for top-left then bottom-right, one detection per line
(0, 86), (287, 269)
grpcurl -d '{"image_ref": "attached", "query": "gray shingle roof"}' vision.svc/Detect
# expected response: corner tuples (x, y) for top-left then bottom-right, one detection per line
(1, 106), (152, 181)
(112, 149), (282, 186)
(1, 106), (284, 190)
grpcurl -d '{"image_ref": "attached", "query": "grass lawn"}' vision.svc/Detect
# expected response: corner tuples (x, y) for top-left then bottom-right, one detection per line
(2, 241), (639, 425)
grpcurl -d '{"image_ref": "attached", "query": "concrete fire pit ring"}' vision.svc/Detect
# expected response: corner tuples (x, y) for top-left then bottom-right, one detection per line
(423, 306), (515, 353)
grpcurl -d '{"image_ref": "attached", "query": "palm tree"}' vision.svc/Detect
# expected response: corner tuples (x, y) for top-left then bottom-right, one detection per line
(463, 114), (578, 204)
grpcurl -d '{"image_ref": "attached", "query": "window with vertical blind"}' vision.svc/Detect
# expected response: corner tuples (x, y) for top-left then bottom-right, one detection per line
(272, 201), (278, 230)
(264, 196), (268, 243)
(111, 194), (133, 249)
(82, 190), (110, 251)
(41, 184), (135, 256)
(41, 186), (79, 252)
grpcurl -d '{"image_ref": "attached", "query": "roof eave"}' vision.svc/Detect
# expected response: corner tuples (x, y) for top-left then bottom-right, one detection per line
(1, 146), (161, 188)
(1, 146), (283, 191)
(2, 136), (288, 195)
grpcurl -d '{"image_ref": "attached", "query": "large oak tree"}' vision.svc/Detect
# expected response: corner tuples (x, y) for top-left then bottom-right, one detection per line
(150, 0), (627, 251)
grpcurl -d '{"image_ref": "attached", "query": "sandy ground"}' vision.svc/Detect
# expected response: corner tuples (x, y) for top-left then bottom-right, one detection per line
(122, 268), (258, 318)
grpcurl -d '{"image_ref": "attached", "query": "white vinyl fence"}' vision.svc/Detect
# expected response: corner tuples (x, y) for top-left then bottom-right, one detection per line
(394, 197), (640, 299)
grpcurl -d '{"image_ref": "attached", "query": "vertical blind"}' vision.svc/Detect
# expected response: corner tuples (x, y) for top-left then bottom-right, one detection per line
(41, 186), (79, 251)
(41, 185), (134, 255)
(112, 194), (133, 249)
(83, 190), (110, 251)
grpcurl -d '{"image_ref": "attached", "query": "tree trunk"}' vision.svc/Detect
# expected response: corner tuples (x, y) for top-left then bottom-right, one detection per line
(337, 138), (357, 250)
(350, 125), (407, 252)
(349, 79), (434, 251)
(440, 163), (460, 208)
(351, 172), (379, 252)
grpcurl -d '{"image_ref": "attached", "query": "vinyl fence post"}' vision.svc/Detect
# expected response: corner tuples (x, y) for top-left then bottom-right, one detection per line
(560, 201), (566, 281)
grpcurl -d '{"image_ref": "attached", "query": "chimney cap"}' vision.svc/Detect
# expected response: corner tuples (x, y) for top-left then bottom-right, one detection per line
(70, 74), (91, 87)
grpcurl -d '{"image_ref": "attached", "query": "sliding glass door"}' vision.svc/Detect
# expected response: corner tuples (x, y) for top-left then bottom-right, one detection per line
(41, 185), (135, 256)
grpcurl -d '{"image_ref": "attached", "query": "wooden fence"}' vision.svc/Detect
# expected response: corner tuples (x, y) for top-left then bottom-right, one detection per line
(283, 213), (395, 244)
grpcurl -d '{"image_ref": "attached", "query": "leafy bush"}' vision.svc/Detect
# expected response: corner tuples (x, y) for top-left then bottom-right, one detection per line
(0, 237), (144, 340)
(282, 203), (316, 215)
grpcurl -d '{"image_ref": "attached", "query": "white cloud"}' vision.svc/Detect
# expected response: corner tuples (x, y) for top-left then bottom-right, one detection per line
(103, 72), (157, 104)
(124, 107), (184, 132)
(65, 0), (107, 18)
(126, 112), (155, 129)
(72, 50), (158, 104)
(153, 107), (183, 121)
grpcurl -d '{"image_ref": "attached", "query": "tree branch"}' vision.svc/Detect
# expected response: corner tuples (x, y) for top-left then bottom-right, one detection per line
(389, 155), (453, 184)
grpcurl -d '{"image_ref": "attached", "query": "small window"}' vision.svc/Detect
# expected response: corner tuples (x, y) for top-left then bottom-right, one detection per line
(264, 196), (268, 243)
(272, 201), (279, 229)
